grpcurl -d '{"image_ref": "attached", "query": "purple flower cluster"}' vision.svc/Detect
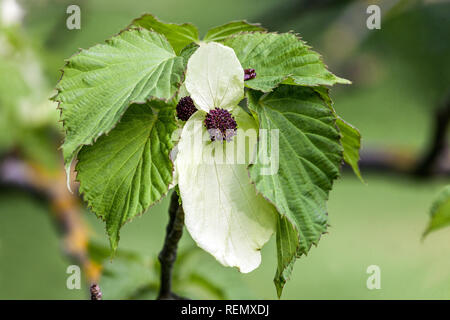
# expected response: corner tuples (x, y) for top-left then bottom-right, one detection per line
(204, 108), (237, 142)
(176, 96), (197, 121)
(244, 68), (256, 81)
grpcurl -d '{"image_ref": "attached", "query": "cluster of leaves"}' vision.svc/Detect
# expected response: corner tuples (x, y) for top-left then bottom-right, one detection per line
(54, 14), (361, 296)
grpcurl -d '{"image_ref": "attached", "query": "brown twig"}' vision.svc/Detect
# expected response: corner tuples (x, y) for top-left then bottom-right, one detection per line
(90, 283), (102, 300)
(157, 191), (186, 300)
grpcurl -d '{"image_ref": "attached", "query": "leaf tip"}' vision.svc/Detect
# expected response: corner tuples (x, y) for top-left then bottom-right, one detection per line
(108, 234), (119, 257)
(274, 277), (285, 299)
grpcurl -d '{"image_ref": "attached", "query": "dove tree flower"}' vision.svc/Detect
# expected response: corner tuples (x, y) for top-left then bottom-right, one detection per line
(54, 14), (362, 297)
(175, 42), (277, 273)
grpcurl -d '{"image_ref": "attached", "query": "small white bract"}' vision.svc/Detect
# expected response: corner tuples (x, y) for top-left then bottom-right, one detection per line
(175, 42), (277, 273)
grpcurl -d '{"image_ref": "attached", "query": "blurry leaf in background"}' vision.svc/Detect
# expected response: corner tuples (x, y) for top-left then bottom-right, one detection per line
(89, 243), (253, 300)
(424, 186), (450, 238)
(76, 102), (177, 251)
(0, 25), (31, 151)
(0, 26), (56, 126)
(0, 57), (28, 151)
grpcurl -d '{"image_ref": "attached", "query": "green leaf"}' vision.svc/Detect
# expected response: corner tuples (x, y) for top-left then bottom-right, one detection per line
(423, 186), (450, 238)
(224, 32), (350, 92)
(247, 86), (343, 296)
(203, 21), (265, 42)
(274, 214), (298, 298)
(336, 117), (363, 182)
(54, 28), (184, 184)
(313, 86), (363, 182)
(130, 14), (199, 55)
(76, 101), (177, 250)
(0, 59), (28, 152)
(90, 243), (250, 299)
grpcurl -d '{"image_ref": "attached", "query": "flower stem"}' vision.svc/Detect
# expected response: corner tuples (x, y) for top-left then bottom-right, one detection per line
(157, 191), (186, 300)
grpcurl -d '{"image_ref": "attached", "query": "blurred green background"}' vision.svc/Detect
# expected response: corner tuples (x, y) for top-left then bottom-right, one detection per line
(0, 0), (449, 299)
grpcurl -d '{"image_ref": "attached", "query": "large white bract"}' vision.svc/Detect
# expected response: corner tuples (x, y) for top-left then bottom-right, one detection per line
(176, 42), (277, 273)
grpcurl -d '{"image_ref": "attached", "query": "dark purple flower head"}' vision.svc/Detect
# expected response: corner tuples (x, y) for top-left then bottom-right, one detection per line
(204, 108), (237, 142)
(176, 96), (197, 121)
(244, 68), (256, 81)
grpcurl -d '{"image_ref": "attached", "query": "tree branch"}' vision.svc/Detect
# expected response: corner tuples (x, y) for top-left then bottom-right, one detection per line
(413, 94), (450, 177)
(157, 191), (186, 300)
(0, 155), (101, 287)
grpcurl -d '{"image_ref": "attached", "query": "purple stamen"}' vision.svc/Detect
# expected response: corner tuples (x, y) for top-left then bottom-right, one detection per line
(244, 68), (256, 81)
(204, 108), (237, 142)
(176, 96), (197, 121)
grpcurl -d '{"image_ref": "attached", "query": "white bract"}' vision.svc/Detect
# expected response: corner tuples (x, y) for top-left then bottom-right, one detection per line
(176, 42), (277, 273)
(185, 42), (244, 112)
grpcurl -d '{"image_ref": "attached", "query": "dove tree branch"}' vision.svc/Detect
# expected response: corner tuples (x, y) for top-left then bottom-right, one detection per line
(413, 94), (450, 177)
(157, 191), (186, 300)
(0, 154), (101, 289)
